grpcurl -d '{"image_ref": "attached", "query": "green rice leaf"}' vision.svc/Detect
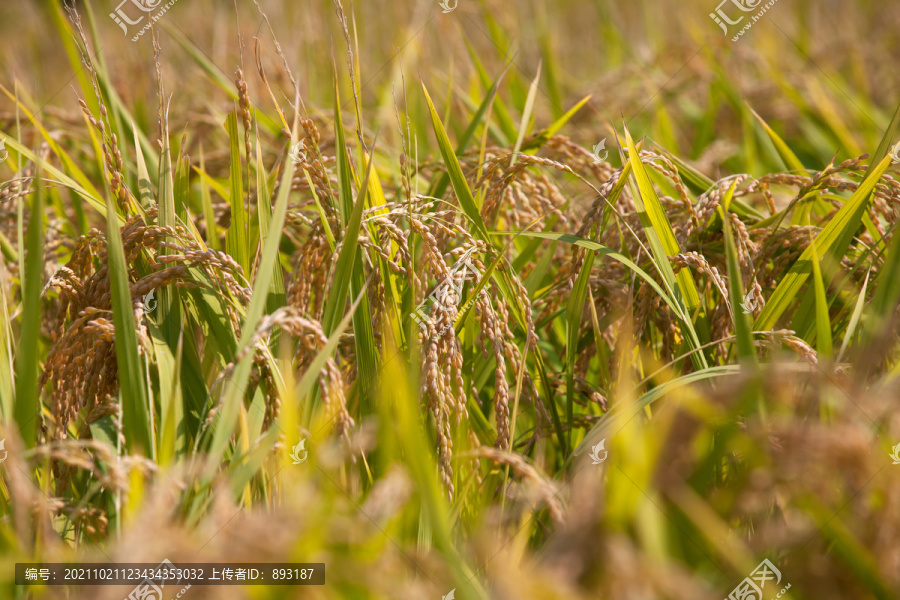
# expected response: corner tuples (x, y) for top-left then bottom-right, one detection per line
(511, 62), (541, 163)
(430, 62), (511, 200)
(577, 366), (741, 457)
(791, 101), (900, 340)
(198, 144), (220, 251)
(0, 268), (14, 419)
(719, 180), (756, 364)
(0, 131), (108, 219)
(837, 270), (870, 363)
(807, 227), (833, 359)
(105, 188), (153, 457)
(13, 183), (44, 448)
(295, 287), (366, 403)
(152, 324), (184, 464)
(132, 121), (153, 219)
(624, 127), (701, 313)
(174, 146), (191, 225)
(323, 85), (379, 408)
(755, 154), (892, 331)
(653, 141), (764, 220)
(224, 109), (250, 275)
(508, 231), (680, 316)
(304, 168), (336, 252)
(463, 37), (516, 144)
(747, 104), (806, 173)
(520, 94), (592, 153)
(422, 84), (491, 243)
(255, 139), (286, 315)
(566, 249), (593, 448)
(208, 134), (295, 465)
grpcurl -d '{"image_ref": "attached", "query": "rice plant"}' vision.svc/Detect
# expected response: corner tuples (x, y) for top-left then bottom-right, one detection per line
(1, 1), (899, 599)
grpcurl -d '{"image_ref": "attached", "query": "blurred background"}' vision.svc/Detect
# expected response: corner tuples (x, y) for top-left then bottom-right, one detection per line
(0, 0), (898, 169)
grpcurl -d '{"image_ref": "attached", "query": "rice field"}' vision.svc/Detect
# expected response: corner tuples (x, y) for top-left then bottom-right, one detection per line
(1, 0), (900, 599)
